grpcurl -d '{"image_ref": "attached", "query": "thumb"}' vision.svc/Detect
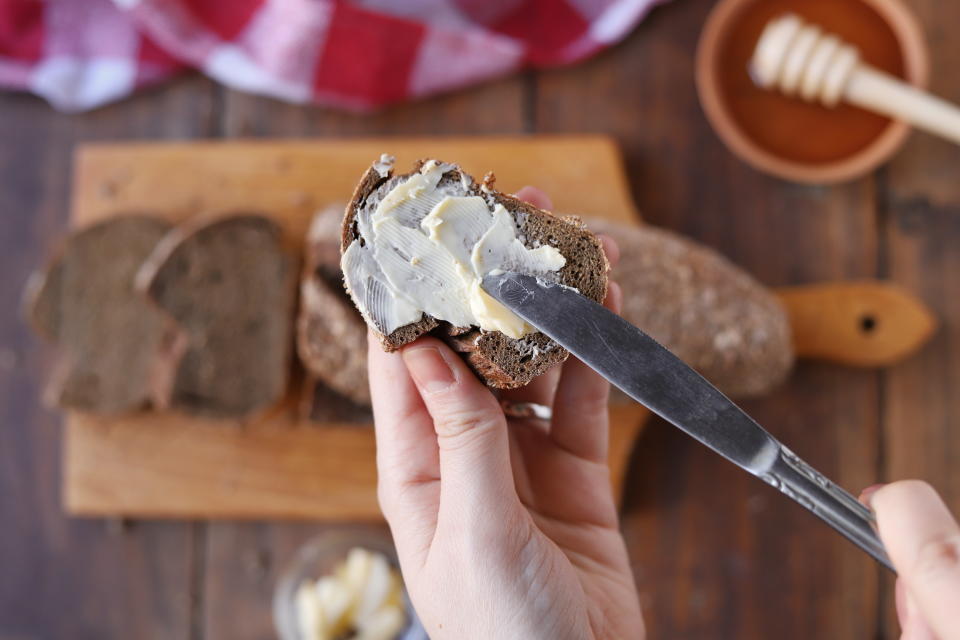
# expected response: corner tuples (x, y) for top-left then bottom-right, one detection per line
(872, 480), (960, 640)
(401, 338), (516, 521)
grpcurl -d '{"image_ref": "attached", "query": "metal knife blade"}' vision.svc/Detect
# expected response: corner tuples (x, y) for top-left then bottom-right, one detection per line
(482, 271), (893, 572)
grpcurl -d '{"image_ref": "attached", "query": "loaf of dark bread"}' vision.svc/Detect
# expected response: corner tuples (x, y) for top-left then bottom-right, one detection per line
(136, 214), (297, 418)
(341, 158), (609, 389)
(23, 215), (174, 413)
(587, 219), (794, 397)
(297, 207), (371, 406)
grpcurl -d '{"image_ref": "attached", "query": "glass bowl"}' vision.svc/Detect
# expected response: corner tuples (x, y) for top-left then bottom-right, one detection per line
(273, 527), (426, 640)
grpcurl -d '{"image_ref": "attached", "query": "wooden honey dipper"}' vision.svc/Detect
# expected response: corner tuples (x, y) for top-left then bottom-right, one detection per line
(751, 13), (960, 146)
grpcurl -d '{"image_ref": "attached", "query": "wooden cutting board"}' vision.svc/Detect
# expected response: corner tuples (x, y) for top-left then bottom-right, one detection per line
(64, 135), (651, 520)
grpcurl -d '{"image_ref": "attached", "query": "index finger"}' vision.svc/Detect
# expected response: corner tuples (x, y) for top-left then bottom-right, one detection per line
(367, 331), (440, 566)
(873, 480), (960, 639)
(514, 186), (552, 210)
(368, 334), (439, 487)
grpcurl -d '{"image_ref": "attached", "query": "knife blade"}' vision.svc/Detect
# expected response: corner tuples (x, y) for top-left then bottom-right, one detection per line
(482, 271), (894, 572)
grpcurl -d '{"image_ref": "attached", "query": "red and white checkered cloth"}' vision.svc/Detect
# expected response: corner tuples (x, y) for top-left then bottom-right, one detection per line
(0, 0), (664, 112)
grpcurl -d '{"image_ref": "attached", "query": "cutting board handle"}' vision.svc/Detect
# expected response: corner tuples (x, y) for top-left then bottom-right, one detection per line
(774, 281), (936, 367)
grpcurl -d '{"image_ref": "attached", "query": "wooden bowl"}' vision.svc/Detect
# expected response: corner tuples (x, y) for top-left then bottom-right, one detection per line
(696, 0), (929, 184)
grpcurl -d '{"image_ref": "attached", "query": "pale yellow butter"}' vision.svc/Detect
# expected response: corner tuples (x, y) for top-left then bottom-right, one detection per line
(342, 161), (566, 339)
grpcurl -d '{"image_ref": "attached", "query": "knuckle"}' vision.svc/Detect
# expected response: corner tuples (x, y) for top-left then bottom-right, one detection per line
(578, 393), (610, 417)
(376, 475), (421, 516)
(560, 393), (608, 423)
(913, 533), (960, 579)
(434, 407), (500, 442)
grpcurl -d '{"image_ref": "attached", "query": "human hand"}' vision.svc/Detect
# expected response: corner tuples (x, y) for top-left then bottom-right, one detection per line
(864, 481), (960, 640)
(368, 187), (644, 639)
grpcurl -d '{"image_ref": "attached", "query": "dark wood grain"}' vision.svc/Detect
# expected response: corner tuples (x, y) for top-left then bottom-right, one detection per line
(881, 0), (960, 635)
(0, 76), (217, 640)
(535, 0), (883, 636)
(199, 77), (531, 640)
(221, 75), (532, 138)
(202, 523), (323, 640)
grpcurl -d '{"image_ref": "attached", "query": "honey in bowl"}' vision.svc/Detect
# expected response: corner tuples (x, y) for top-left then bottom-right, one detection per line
(717, 0), (905, 165)
(696, 0), (929, 183)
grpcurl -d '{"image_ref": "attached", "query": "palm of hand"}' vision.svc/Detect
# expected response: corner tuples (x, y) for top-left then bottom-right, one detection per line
(499, 393), (643, 639)
(370, 292), (644, 640)
(377, 352), (644, 640)
(380, 368), (643, 640)
(370, 187), (642, 639)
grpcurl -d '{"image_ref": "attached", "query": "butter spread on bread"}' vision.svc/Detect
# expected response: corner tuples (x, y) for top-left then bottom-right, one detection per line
(342, 159), (566, 339)
(341, 157), (609, 389)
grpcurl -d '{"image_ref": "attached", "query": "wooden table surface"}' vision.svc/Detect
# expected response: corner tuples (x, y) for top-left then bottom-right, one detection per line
(2, 0), (958, 637)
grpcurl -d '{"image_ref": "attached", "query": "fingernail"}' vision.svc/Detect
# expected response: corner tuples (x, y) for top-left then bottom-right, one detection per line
(403, 346), (457, 393)
(859, 483), (886, 508)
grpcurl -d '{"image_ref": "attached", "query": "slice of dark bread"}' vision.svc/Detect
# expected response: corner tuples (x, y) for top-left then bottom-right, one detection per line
(587, 219), (794, 398)
(136, 214), (297, 418)
(297, 206), (371, 406)
(23, 215), (175, 413)
(341, 158), (609, 389)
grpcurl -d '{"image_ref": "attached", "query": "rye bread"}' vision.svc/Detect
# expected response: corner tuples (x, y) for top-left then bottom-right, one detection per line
(587, 219), (794, 397)
(297, 206), (371, 406)
(23, 215), (175, 413)
(136, 214), (297, 418)
(341, 158), (609, 389)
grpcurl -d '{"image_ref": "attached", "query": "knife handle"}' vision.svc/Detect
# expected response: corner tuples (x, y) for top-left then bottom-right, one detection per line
(761, 447), (895, 572)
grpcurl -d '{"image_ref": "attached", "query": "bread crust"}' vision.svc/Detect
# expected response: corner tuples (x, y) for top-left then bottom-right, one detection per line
(588, 219), (794, 398)
(297, 207), (371, 406)
(341, 158), (609, 389)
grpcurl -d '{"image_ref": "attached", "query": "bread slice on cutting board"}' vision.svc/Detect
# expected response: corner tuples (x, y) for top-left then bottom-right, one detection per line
(23, 215), (175, 414)
(587, 219), (794, 398)
(340, 156), (609, 389)
(136, 214), (297, 418)
(297, 206), (371, 407)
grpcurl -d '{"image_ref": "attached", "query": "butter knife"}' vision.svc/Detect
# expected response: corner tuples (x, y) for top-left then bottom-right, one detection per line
(482, 272), (894, 572)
